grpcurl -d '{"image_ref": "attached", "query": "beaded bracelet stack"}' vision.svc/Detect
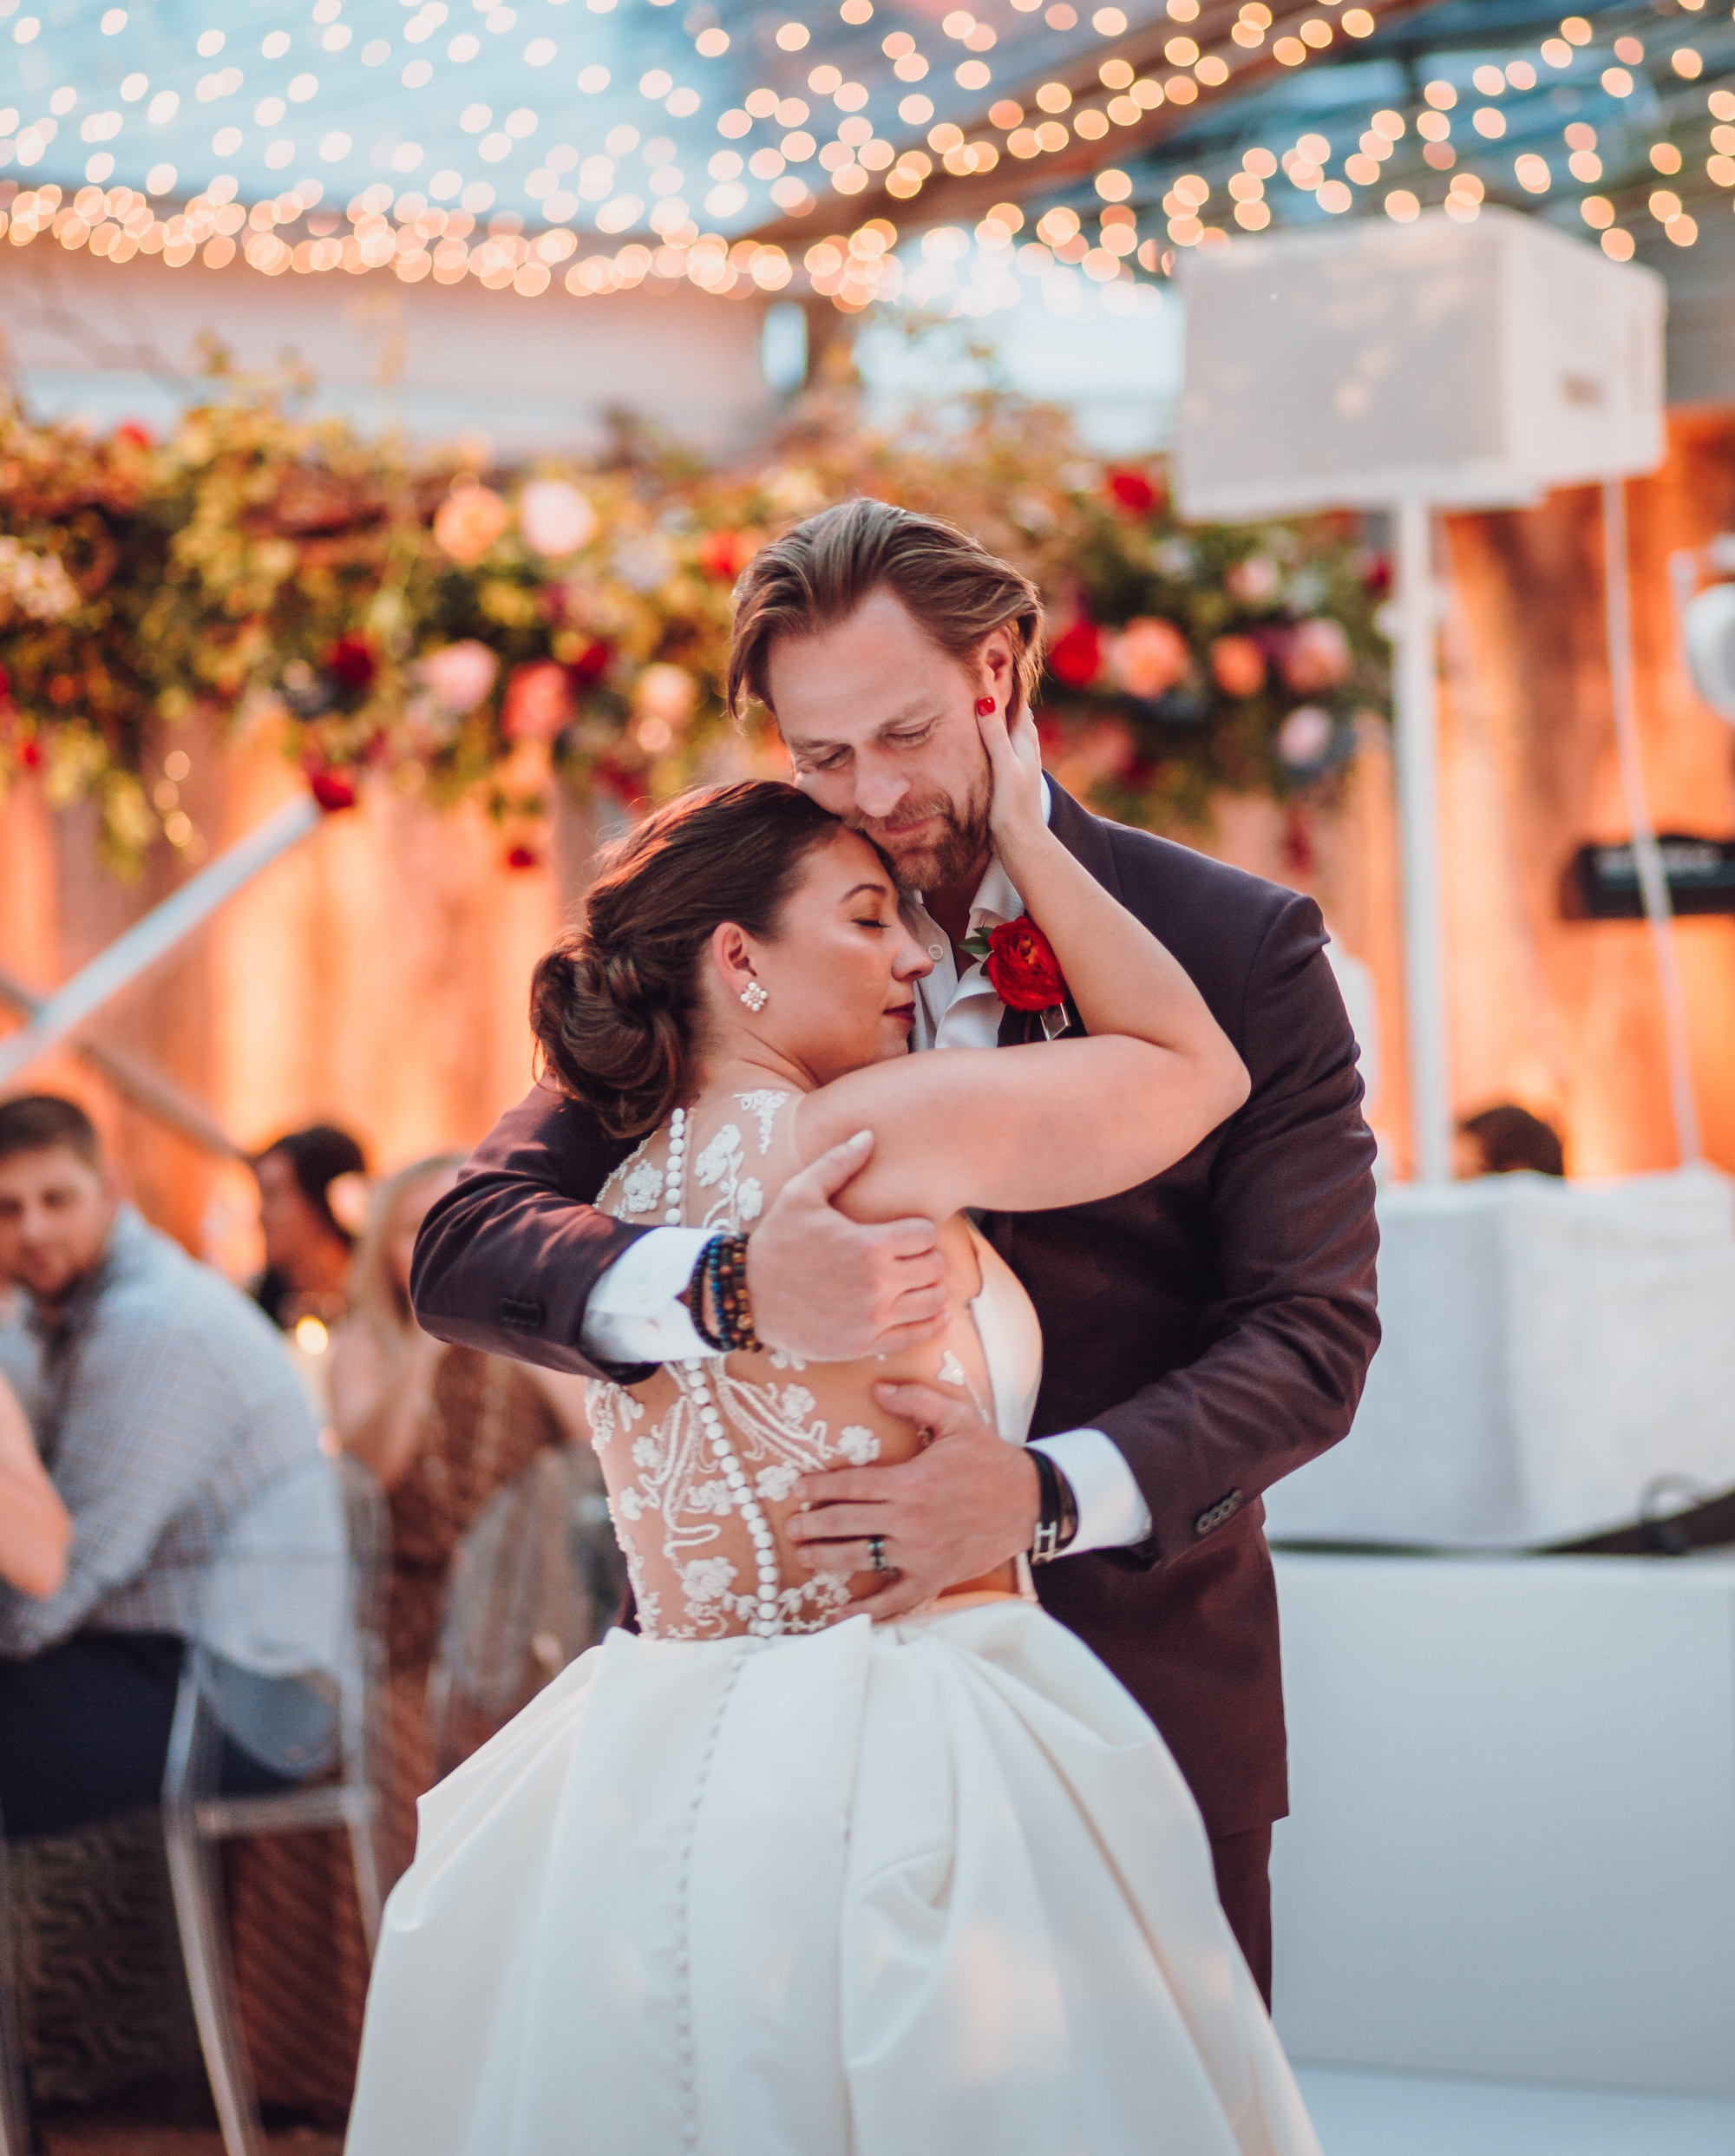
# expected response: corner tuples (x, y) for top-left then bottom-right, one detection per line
(688, 1232), (762, 1353)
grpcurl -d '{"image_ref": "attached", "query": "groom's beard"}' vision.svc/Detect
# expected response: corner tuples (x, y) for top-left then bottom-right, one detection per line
(851, 778), (991, 896)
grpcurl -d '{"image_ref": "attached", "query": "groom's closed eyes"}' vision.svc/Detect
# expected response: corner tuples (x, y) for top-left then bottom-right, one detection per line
(787, 704), (946, 776)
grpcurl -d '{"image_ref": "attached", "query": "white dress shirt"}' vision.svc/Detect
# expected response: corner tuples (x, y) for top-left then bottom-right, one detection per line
(583, 785), (1153, 1556)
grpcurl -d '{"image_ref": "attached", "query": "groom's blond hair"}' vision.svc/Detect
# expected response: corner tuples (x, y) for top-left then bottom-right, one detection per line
(726, 499), (1045, 727)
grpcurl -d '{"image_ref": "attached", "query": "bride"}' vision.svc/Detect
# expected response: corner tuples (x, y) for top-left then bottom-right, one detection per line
(345, 701), (1321, 2156)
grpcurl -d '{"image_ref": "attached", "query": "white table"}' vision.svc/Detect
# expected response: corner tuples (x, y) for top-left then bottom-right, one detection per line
(1270, 1550), (1735, 2097)
(1263, 1168), (1735, 1550)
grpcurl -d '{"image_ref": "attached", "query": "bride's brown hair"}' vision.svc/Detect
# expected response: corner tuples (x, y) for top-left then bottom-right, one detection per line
(530, 781), (845, 1142)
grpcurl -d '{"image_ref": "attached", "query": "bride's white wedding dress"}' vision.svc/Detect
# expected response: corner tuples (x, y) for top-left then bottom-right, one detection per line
(345, 1095), (1320, 2156)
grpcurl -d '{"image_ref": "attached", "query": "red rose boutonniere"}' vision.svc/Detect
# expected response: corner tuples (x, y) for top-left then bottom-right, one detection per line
(964, 916), (1068, 1013)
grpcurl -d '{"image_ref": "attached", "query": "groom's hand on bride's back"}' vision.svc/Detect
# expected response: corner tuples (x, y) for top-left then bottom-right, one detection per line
(788, 1382), (1041, 1620)
(745, 1131), (948, 1361)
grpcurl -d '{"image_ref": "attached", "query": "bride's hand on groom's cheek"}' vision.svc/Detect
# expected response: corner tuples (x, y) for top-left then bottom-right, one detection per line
(977, 693), (1046, 859)
(786, 1383), (1043, 1619)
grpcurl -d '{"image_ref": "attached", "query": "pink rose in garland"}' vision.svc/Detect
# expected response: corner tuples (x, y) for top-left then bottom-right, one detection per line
(419, 639), (499, 717)
(518, 480), (598, 559)
(633, 662), (697, 752)
(1210, 633), (1267, 698)
(1106, 617), (1191, 702)
(985, 917), (1066, 1012)
(1280, 618), (1352, 694)
(1226, 554), (1282, 606)
(1275, 704), (1334, 771)
(434, 482), (510, 566)
(502, 660), (575, 743)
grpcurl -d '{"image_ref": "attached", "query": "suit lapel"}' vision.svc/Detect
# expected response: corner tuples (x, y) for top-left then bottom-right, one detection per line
(1044, 777), (1123, 896)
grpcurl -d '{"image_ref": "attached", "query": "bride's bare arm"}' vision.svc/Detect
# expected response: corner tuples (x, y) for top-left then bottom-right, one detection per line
(979, 699), (1232, 1058)
(798, 1036), (1236, 1227)
(797, 702), (1247, 1223)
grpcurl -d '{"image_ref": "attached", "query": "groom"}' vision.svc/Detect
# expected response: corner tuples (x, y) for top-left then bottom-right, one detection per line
(410, 500), (1380, 2003)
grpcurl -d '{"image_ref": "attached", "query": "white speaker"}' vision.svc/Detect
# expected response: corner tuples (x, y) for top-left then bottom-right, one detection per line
(1174, 206), (1666, 519)
(1682, 582), (1735, 721)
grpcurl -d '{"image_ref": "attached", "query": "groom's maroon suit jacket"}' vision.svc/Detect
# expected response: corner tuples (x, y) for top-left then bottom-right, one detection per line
(410, 781), (1380, 1838)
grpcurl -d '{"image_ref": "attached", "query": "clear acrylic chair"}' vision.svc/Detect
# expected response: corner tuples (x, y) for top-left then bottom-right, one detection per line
(160, 1452), (390, 2156)
(426, 1443), (624, 1778)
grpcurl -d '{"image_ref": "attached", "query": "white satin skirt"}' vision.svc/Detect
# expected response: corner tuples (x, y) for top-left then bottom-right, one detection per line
(344, 1602), (1320, 2156)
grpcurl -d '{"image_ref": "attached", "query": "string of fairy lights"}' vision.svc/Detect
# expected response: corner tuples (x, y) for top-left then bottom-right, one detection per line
(0, 1), (1726, 316)
(1166, 4), (1735, 267)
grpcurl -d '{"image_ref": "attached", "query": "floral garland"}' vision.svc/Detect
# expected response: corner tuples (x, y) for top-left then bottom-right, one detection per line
(1034, 465), (1387, 833)
(0, 367), (1387, 873)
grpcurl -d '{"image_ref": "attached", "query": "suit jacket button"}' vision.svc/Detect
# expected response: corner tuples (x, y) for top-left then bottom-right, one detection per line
(1195, 1489), (1244, 1537)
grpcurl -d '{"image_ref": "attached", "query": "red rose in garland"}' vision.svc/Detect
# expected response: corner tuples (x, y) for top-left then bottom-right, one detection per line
(985, 917), (1066, 1012)
(567, 636), (613, 687)
(1047, 619), (1103, 689)
(324, 633), (378, 694)
(697, 528), (762, 582)
(305, 763), (358, 813)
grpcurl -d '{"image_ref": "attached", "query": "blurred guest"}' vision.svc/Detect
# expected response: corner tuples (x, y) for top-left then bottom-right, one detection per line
(331, 1153), (588, 1863)
(252, 1124), (367, 1333)
(224, 1155), (590, 2127)
(1455, 1104), (1566, 1181)
(0, 1095), (329, 1839)
(0, 1366), (69, 1601)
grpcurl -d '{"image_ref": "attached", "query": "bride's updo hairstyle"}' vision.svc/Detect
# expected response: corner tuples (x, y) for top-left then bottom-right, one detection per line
(530, 780), (844, 1142)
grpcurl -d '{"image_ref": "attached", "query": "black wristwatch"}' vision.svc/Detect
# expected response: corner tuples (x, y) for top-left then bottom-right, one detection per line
(1028, 1446), (1079, 1563)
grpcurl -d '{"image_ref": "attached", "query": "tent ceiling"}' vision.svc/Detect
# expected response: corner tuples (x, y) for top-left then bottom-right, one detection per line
(1, 0), (1727, 304)
(757, 0), (1735, 249)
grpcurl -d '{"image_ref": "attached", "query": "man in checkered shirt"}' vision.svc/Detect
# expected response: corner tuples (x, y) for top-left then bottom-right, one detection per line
(0, 1094), (341, 1838)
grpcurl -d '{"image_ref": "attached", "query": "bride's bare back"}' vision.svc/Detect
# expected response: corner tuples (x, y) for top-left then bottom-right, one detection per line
(590, 1086), (1018, 1642)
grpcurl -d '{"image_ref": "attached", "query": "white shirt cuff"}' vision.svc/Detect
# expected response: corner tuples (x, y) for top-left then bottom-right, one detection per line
(580, 1228), (714, 1364)
(1030, 1429), (1153, 1554)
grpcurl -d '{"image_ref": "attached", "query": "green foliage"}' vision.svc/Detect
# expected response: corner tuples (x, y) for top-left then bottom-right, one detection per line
(0, 367), (1387, 873)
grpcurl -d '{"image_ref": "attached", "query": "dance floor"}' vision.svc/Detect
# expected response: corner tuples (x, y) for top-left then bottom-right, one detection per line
(36, 2074), (1735, 2153)
(37, 2121), (340, 2155)
(1295, 2066), (1735, 2154)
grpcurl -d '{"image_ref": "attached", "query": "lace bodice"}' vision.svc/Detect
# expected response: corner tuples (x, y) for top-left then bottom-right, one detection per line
(589, 1088), (1041, 1642)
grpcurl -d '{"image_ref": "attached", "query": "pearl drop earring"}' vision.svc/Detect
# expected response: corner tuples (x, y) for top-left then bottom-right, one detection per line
(740, 981), (769, 1012)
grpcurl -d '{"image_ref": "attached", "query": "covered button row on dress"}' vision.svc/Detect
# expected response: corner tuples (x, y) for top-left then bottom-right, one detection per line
(665, 1105), (687, 1223)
